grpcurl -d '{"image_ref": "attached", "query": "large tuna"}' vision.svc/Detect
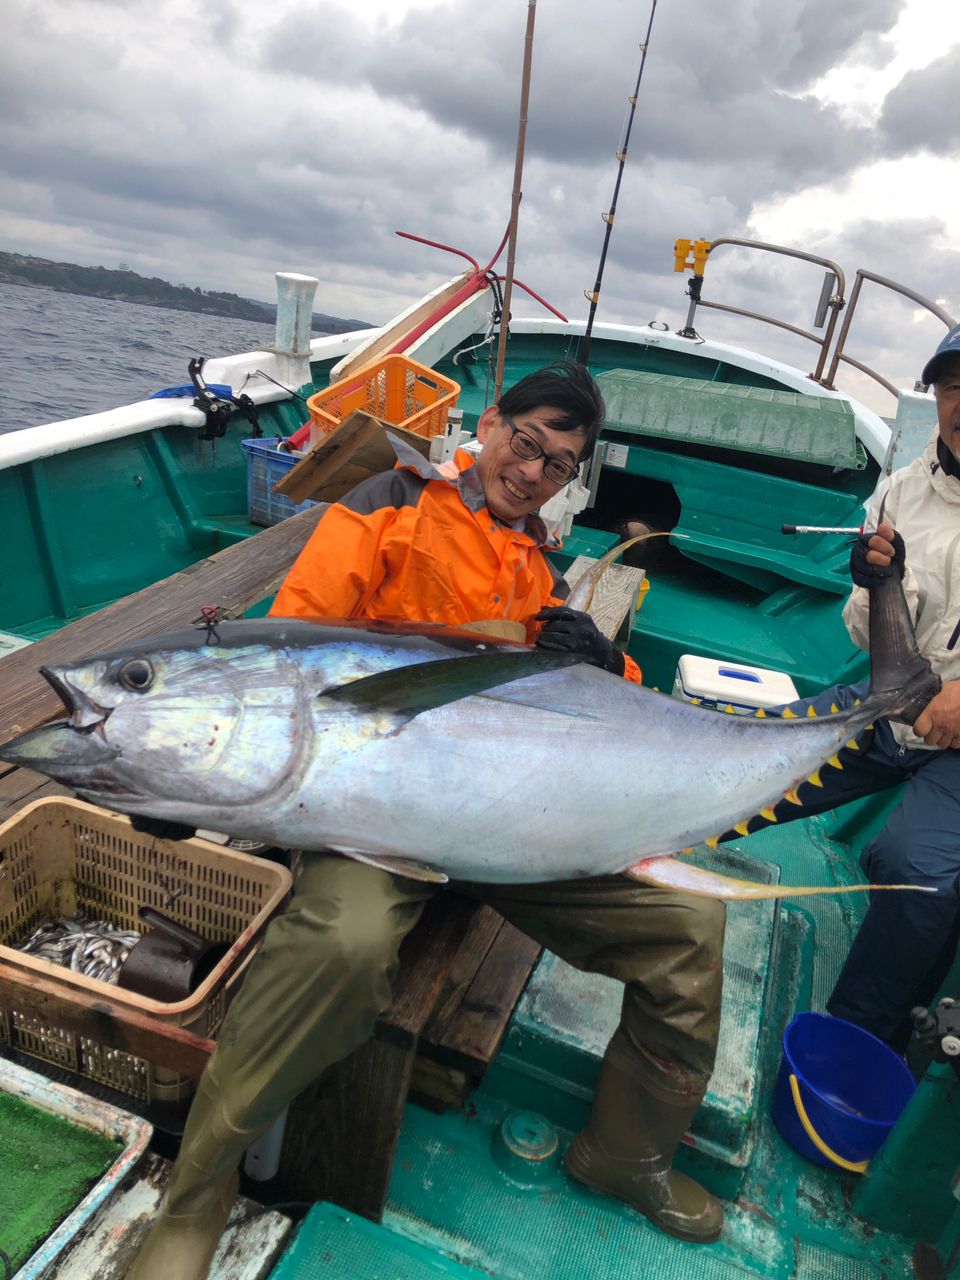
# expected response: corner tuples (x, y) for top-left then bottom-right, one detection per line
(0, 570), (940, 897)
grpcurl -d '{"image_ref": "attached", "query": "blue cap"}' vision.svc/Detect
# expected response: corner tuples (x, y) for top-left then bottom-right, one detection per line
(922, 322), (960, 386)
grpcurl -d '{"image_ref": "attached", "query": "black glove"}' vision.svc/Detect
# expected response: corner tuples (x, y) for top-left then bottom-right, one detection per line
(535, 606), (626, 676)
(850, 529), (906, 589)
(129, 813), (197, 842)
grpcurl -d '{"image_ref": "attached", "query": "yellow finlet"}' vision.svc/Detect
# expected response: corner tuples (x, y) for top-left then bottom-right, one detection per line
(724, 704), (736, 714)
(759, 807), (778, 822)
(806, 705), (817, 717)
(782, 707), (797, 718)
(734, 820), (751, 836)
(826, 755), (843, 770)
(807, 770), (824, 788)
(845, 738), (861, 752)
(783, 789), (803, 806)
(704, 835), (720, 849)
(830, 703), (840, 714)
(754, 707), (767, 718)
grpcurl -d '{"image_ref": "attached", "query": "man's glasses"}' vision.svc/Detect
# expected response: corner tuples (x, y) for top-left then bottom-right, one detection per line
(501, 416), (581, 486)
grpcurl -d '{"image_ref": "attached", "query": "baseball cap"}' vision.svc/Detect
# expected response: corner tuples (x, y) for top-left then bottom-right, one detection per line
(922, 322), (960, 386)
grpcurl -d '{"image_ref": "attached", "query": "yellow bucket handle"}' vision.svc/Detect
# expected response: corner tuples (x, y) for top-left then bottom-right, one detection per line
(788, 1074), (869, 1173)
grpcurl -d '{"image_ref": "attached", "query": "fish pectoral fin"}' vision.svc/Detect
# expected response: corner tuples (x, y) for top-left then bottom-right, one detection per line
(327, 845), (449, 884)
(320, 651), (581, 721)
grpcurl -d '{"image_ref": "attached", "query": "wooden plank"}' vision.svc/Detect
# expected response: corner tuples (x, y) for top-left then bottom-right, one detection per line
(47, 1151), (291, 1280)
(408, 1055), (472, 1113)
(384, 892), (480, 1041)
(0, 777), (71, 824)
(278, 1034), (415, 1222)
(565, 556), (645, 644)
(419, 905), (504, 1044)
(0, 961), (215, 1079)
(0, 504), (328, 744)
(420, 924), (542, 1075)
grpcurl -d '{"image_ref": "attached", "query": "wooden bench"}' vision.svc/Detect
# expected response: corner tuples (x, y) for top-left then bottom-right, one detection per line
(0, 520), (642, 1225)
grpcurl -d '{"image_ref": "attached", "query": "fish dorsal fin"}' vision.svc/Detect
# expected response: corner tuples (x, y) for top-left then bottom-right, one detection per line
(328, 846), (449, 883)
(320, 650), (581, 720)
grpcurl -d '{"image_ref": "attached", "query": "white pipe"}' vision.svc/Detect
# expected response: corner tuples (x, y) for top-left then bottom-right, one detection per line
(274, 273), (319, 357)
(243, 1107), (289, 1182)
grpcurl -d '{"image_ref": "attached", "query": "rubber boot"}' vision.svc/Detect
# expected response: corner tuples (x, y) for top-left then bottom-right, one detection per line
(565, 1040), (723, 1243)
(126, 1072), (263, 1280)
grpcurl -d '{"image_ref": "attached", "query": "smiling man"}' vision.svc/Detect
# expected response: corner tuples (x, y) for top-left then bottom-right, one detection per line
(270, 361), (639, 678)
(127, 362), (729, 1280)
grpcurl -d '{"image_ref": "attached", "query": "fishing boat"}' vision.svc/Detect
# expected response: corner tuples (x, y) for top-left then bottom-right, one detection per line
(1, 230), (959, 1280)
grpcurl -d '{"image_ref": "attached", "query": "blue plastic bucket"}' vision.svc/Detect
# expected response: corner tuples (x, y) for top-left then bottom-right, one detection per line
(771, 1012), (916, 1172)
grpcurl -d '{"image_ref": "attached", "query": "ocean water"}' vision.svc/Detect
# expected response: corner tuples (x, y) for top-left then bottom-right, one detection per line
(0, 282), (282, 433)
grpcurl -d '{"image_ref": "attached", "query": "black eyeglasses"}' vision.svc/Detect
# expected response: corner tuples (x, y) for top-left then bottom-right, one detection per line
(501, 416), (581, 486)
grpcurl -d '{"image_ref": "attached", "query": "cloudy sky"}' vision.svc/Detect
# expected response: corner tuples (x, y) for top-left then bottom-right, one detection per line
(2, 0), (958, 415)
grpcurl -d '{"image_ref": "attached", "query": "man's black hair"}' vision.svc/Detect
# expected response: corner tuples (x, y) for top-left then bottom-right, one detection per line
(496, 362), (605, 461)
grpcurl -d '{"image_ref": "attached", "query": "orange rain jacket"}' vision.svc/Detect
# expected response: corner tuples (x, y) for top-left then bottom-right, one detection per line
(270, 434), (641, 683)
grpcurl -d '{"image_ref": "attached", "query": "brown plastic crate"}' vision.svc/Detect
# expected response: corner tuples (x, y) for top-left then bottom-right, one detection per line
(0, 798), (292, 1105)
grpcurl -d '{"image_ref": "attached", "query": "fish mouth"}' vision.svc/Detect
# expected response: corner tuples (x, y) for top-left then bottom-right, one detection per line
(40, 665), (114, 733)
(0, 719), (121, 779)
(0, 668), (121, 779)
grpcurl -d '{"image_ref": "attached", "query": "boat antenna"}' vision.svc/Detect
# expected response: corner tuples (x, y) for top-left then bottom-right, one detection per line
(493, 0), (538, 404)
(577, 0), (659, 368)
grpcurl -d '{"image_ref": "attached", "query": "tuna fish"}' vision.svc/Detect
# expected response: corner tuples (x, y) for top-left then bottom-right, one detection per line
(0, 569), (941, 895)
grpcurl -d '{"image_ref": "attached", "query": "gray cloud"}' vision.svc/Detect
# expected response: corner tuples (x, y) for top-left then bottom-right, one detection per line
(878, 47), (960, 155)
(0, 0), (954, 416)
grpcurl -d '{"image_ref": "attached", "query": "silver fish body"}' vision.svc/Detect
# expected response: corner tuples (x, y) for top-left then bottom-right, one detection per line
(0, 615), (935, 884)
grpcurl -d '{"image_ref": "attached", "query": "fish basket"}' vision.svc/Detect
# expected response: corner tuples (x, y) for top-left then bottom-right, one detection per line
(306, 354), (460, 446)
(0, 798), (292, 1109)
(240, 436), (318, 527)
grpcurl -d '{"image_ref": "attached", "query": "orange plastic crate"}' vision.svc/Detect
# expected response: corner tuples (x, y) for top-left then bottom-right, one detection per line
(0, 798), (291, 1107)
(306, 353), (460, 442)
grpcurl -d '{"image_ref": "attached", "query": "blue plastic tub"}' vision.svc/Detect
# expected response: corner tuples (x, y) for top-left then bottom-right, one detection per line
(772, 1012), (916, 1172)
(240, 437), (318, 527)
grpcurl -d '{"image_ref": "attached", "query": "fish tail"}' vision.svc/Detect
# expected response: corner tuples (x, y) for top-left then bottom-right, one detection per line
(864, 572), (941, 725)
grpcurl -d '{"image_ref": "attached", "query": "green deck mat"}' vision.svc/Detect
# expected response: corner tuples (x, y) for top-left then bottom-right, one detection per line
(271, 1202), (479, 1279)
(0, 1089), (121, 1272)
(597, 369), (865, 471)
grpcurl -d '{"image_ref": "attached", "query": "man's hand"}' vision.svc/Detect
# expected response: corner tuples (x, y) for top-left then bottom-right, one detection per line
(535, 606), (626, 676)
(850, 521), (906, 588)
(913, 680), (960, 749)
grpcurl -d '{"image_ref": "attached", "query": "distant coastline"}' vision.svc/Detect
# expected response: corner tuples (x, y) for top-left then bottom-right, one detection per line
(0, 251), (372, 335)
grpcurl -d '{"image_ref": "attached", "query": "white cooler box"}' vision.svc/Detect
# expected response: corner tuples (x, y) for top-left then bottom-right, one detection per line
(672, 655), (799, 715)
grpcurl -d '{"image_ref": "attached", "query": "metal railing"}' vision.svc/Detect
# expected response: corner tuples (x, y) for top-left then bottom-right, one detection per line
(682, 237), (955, 402)
(825, 268), (956, 397)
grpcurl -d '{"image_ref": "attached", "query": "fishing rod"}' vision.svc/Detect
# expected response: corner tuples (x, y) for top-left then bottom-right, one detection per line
(494, 0), (538, 403)
(577, 0), (659, 368)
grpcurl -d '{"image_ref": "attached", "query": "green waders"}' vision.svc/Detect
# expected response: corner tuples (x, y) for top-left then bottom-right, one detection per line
(127, 854), (725, 1278)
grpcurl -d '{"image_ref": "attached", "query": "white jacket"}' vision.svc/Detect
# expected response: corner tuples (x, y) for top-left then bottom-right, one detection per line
(843, 430), (960, 750)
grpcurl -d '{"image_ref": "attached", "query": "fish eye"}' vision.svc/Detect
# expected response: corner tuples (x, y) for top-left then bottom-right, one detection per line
(118, 658), (154, 692)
